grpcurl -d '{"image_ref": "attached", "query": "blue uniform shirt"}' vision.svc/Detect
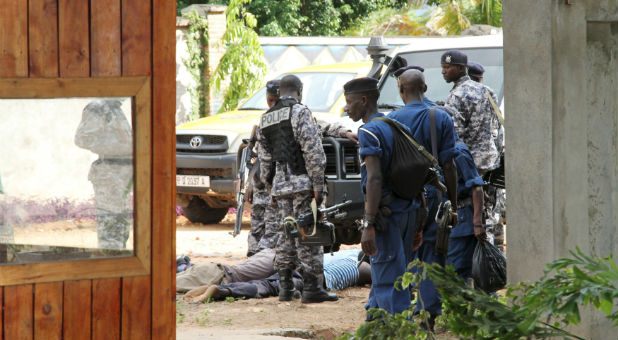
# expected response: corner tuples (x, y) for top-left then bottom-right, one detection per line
(357, 112), (415, 213)
(387, 101), (457, 166)
(451, 141), (484, 238)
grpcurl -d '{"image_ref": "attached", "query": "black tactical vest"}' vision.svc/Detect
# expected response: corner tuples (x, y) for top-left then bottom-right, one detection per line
(259, 98), (307, 175)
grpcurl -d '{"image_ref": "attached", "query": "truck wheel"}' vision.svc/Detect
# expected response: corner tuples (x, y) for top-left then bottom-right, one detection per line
(182, 197), (229, 224)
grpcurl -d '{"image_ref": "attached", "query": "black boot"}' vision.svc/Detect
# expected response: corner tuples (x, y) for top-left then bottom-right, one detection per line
(278, 269), (298, 301)
(301, 272), (338, 303)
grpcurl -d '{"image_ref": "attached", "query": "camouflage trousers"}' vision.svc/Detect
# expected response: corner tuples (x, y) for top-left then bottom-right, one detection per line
(273, 191), (324, 275)
(247, 200), (279, 256)
(485, 186), (506, 253)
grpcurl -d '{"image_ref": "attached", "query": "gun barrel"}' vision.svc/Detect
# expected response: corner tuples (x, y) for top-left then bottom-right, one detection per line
(321, 200), (353, 214)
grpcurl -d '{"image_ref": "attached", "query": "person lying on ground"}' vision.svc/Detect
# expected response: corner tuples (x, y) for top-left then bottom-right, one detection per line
(176, 248), (276, 293)
(184, 249), (371, 303)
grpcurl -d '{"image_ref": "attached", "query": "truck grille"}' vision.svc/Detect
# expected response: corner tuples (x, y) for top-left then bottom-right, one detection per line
(323, 138), (360, 177)
(176, 134), (228, 153)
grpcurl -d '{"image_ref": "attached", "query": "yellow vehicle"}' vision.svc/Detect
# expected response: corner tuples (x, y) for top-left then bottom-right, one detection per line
(176, 62), (371, 224)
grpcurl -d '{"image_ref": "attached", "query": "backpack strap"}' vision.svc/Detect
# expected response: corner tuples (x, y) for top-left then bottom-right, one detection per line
(374, 116), (437, 164)
(429, 107), (443, 202)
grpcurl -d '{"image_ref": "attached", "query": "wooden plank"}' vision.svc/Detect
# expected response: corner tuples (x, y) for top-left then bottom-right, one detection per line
(0, 0), (28, 77)
(121, 276), (151, 339)
(121, 4), (153, 336)
(152, 0), (177, 338)
(63, 281), (92, 340)
(3, 285), (34, 340)
(91, 0), (121, 76)
(34, 283), (63, 340)
(1, 288), (3, 337)
(0, 76), (149, 98)
(28, 0), (59, 77)
(0, 256), (148, 286)
(122, 0), (152, 76)
(92, 278), (121, 340)
(58, 0), (90, 77)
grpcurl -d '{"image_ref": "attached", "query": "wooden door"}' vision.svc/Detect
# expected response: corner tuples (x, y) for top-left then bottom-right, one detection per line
(0, 1), (176, 339)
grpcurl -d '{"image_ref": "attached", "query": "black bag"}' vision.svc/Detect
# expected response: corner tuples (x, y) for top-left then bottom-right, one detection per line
(471, 241), (507, 293)
(374, 117), (441, 200)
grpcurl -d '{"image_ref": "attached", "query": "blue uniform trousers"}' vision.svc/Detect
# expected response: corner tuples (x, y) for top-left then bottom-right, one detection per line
(447, 205), (477, 280)
(365, 209), (416, 316)
(412, 187), (446, 317)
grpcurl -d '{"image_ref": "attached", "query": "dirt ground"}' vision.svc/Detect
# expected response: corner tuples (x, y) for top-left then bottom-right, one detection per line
(175, 213), (368, 340)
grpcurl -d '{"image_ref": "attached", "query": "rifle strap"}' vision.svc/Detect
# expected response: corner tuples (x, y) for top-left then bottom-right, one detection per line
(429, 107), (442, 202)
(485, 88), (504, 126)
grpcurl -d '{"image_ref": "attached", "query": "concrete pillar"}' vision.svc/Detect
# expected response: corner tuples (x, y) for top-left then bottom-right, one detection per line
(504, 0), (618, 338)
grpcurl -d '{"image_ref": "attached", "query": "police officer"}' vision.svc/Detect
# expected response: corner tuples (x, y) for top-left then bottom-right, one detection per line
(247, 79), (357, 257)
(256, 75), (338, 303)
(446, 139), (486, 280)
(442, 50), (501, 175)
(344, 77), (417, 317)
(466, 61), (506, 253)
(388, 69), (458, 330)
(467, 61), (485, 83)
(246, 80), (282, 257)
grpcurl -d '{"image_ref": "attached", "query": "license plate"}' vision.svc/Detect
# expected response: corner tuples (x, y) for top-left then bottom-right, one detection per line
(176, 175), (210, 188)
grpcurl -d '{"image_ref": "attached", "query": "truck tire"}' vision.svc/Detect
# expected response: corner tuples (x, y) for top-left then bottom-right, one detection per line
(182, 197), (229, 224)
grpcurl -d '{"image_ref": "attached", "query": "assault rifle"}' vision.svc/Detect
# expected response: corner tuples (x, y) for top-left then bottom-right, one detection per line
(283, 200), (353, 246)
(232, 125), (258, 237)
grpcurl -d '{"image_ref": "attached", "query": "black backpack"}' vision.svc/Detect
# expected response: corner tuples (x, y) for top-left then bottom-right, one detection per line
(374, 116), (444, 200)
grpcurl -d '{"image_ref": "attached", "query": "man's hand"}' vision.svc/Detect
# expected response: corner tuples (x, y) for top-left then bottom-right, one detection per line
(361, 226), (378, 256)
(345, 131), (359, 144)
(450, 211), (458, 227)
(474, 224), (487, 242)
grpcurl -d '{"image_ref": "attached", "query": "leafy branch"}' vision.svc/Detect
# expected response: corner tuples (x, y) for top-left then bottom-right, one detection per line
(341, 248), (618, 340)
(182, 10), (209, 119)
(211, 0), (266, 113)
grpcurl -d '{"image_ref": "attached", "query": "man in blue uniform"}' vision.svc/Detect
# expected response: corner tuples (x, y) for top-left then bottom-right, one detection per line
(343, 77), (417, 317)
(388, 69), (458, 330)
(446, 140), (486, 280)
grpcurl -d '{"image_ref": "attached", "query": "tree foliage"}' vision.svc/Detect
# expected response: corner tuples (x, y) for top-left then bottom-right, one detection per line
(178, 0), (408, 36)
(211, 0), (266, 113)
(182, 10), (209, 119)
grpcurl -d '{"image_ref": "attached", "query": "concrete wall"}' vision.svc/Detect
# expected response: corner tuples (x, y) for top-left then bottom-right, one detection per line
(504, 1), (618, 338)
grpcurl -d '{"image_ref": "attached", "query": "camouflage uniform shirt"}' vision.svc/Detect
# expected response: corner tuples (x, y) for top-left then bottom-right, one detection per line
(446, 75), (501, 171)
(256, 98), (326, 197)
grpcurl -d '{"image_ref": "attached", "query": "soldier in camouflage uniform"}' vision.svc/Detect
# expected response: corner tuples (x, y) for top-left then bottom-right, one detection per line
(467, 61), (506, 253)
(442, 50), (501, 174)
(247, 80), (356, 257)
(256, 75), (338, 303)
(247, 80), (283, 257)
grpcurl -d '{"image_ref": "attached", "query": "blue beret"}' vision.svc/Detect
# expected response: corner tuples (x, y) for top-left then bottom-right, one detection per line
(266, 79), (280, 95)
(441, 50), (467, 65)
(467, 61), (485, 77)
(343, 77), (379, 94)
(393, 65), (424, 77)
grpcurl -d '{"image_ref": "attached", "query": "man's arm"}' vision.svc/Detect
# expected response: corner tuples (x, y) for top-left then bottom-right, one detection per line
(471, 186), (486, 240)
(316, 119), (358, 144)
(361, 155), (382, 257)
(256, 131), (272, 185)
(296, 108), (327, 195)
(442, 158), (458, 226)
(445, 93), (468, 140)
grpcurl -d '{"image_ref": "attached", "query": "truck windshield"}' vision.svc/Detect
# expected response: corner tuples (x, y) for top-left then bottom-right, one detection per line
(378, 47), (503, 109)
(240, 72), (356, 112)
